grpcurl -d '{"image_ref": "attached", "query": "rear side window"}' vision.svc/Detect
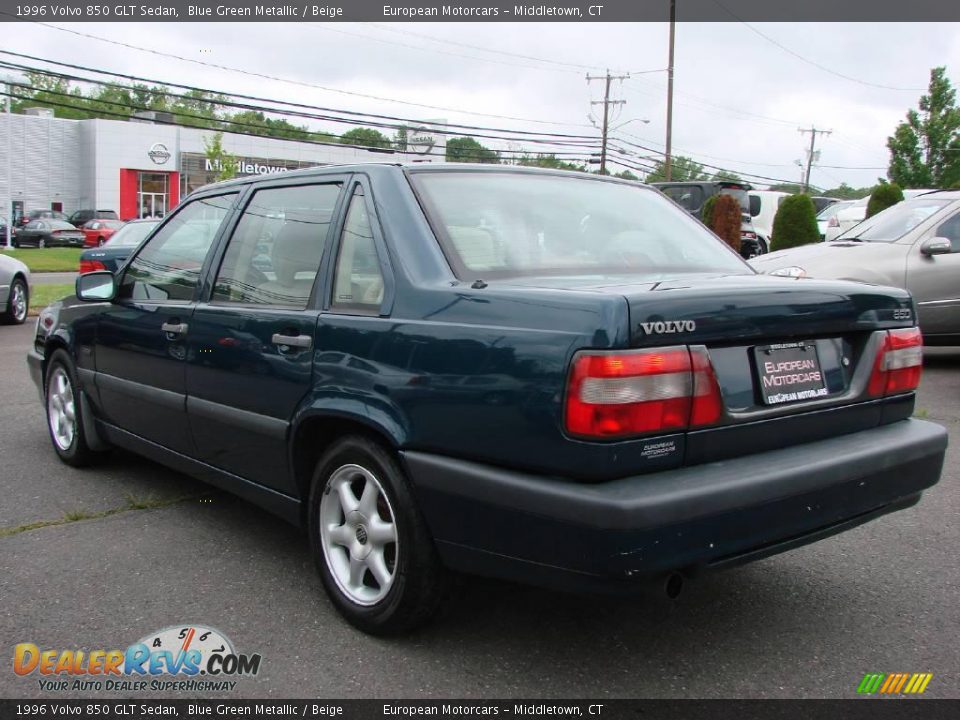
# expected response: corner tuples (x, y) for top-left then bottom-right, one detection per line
(661, 186), (703, 212)
(413, 172), (748, 279)
(212, 183), (341, 308)
(332, 187), (385, 312)
(119, 193), (237, 302)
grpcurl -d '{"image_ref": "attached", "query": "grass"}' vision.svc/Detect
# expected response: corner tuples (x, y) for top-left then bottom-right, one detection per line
(0, 494), (206, 538)
(1, 247), (82, 272)
(28, 283), (74, 315)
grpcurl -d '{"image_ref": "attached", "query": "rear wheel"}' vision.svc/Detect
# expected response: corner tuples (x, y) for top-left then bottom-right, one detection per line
(38, 238), (46, 249)
(2, 277), (28, 325)
(308, 436), (446, 635)
(44, 350), (104, 466)
(97, 236), (105, 247)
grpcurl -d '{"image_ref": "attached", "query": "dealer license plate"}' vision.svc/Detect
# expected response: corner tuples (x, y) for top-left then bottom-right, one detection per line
(753, 342), (828, 405)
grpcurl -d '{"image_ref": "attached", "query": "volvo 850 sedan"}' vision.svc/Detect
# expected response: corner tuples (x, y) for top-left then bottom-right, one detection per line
(28, 165), (947, 634)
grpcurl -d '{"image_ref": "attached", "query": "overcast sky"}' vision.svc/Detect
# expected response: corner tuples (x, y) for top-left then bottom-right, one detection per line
(3, 21), (959, 190)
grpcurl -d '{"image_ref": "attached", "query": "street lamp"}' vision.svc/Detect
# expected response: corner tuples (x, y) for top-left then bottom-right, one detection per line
(609, 117), (651, 133)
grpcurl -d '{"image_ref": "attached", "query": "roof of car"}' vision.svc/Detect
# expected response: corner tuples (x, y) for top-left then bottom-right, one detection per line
(193, 162), (650, 195)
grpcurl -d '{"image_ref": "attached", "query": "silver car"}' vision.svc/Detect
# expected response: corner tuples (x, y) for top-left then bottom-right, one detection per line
(751, 190), (960, 346)
(0, 252), (31, 324)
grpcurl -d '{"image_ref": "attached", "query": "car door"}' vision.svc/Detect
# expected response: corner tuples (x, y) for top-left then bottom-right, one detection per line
(907, 208), (960, 337)
(93, 192), (240, 453)
(19, 221), (42, 247)
(185, 177), (348, 494)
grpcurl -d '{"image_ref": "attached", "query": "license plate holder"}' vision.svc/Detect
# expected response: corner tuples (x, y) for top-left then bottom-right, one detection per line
(753, 342), (828, 405)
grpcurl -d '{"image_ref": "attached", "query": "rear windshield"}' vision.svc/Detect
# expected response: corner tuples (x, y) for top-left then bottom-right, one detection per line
(841, 198), (951, 243)
(106, 221), (159, 247)
(412, 172), (749, 279)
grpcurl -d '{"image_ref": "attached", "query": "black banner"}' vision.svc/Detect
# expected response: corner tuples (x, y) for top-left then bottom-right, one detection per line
(1, 700), (960, 720)
(0, 0), (958, 22)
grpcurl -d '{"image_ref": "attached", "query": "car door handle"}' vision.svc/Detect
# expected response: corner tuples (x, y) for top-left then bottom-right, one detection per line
(161, 322), (188, 336)
(271, 333), (312, 349)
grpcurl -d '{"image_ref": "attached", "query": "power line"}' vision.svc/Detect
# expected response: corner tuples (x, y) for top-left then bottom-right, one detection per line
(710, 0), (925, 92)
(0, 54), (604, 153)
(11, 17), (596, 128)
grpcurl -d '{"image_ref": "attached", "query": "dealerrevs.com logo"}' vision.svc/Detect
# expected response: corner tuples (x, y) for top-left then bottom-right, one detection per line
(13, 625), (261, 693)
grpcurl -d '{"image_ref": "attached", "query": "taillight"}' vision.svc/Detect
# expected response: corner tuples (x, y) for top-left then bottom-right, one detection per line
(564, 346), (723, 439)
(827, 216), (839, 228)
(742, 231), (757, 239)
(868, 328), (923, 397)
(79, 260), (107, 274)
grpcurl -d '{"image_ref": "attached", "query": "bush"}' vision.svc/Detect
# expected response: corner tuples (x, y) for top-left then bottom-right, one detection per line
(701, 195), (718, 228)
(771, 194), (820, 251)
(866, 183), (904, 218)
(709, 194), (742, 253)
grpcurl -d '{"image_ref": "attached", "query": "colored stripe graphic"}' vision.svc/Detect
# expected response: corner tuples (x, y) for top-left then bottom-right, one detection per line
(857, 673), (933, 695)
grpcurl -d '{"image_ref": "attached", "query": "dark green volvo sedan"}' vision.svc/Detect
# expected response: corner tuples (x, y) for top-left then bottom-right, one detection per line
(27, 164), (947, 634)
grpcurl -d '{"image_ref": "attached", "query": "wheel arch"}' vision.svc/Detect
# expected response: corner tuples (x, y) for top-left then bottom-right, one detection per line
(289, 406), (409, 524)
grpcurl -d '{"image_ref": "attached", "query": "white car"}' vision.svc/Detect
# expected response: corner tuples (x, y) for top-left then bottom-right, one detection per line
(825, 189), (938, 242)
(0, 252), (31, 324)
(816, 200), (854, 240)
(748, 190), (789, 253)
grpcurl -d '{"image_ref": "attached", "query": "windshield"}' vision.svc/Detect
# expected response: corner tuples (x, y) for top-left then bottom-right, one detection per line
(817, 202), (851, 221)
(106, 221), (159, 248)
(413, 172), (750, 279)
(840, 198), (951, 243)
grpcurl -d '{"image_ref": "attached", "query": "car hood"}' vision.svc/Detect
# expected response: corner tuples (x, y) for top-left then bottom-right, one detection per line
(749, 241), (908, 286)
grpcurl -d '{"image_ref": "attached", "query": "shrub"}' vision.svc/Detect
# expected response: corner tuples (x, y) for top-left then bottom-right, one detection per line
(701, 195), (718, 228)
(771, 194), (820, 251)
(866, 183), (904, 218)
(709, 194), (742, 253)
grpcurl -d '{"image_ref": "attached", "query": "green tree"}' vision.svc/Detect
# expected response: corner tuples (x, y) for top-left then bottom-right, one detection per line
(866, 182), (904, 218)
(203, 132), (236, 182)
(771, 194), (820, 251)
(820, 183), (873, 200)
(394, 127), (409, 151)
(712, 170), (743, 182)
(614, 169), (639, 180)
(339, 127), (393, 149)
(644, 156), (709, 183)
(702, 195), (718, 227)
(445, 137), (500, 163)
(887, 67), (960, 189)
(516, 153), (584, 171)
(768, 183), (806, 194)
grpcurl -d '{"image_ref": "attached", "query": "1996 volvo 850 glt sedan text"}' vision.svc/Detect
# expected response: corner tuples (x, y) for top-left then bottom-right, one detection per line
(28, 165), (947, 634)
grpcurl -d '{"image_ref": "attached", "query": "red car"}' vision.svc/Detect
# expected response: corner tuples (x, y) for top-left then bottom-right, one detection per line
(81, 219), (125, 248)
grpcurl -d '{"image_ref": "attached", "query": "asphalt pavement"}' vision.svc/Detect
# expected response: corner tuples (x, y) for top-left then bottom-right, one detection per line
(1, 321), (957, 699)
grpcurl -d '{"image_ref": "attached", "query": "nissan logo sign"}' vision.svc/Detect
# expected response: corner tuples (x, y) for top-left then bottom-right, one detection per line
(148, 143), (171, 165)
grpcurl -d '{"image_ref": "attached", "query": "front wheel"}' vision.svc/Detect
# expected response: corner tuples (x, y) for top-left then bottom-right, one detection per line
(39, 238), (46, 249)
(44, 350), (105, 466)
(2, 277), (28, 324)
(308, 436), (446, 635)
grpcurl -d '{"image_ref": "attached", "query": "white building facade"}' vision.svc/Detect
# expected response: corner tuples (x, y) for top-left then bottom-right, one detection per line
(0, 112), (444, 224)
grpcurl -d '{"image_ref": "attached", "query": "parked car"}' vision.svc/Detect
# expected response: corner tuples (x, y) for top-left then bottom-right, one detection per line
(823, 197), (869, 242)
(748, 190), (789, 253)
(19, 210), (70, 228)
(28, 164), (947, 635)
(13, 219), (86, 248)
(0, 215), (14, 243)
(652, 180), (763, 258)
(752, 190), (960, 345)
(78, 219), (159, 273)
(69, 209), (119, 228)
(81, 219), (125, 248)
(816, 200), (855, 240)
(0, 252), (30, 324)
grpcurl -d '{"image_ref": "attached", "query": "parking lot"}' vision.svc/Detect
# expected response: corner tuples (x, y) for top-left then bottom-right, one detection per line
(1, 321), (957, 699)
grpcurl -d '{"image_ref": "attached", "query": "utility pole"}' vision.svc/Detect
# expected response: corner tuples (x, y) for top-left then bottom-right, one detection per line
(665, 0), (676, 181)
(587, 70), (629, 175)
(798, 126), (831, 193)
(3, 76), (12, 250)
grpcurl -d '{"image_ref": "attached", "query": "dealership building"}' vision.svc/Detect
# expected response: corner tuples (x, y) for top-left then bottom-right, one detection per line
(0, 110), (443, 225)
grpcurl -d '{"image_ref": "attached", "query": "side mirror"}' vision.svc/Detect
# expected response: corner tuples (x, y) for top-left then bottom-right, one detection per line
(920, 237), (953, 256)
(76, 271), (116, 301)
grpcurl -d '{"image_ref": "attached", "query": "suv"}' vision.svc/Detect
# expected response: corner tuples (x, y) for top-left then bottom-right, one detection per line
(28, 165), (946, 635)
(652, 180), (763, 258)
(69, 209), (119, 228)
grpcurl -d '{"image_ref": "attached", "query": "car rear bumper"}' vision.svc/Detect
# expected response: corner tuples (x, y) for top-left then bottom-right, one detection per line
(402, 419), (947, 593)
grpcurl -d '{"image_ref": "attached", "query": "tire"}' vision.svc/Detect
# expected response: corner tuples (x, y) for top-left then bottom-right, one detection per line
(44, 350), (104, 467)
(2, 276), (28, 325)
(308, 435), (446, 635)
(97, 237), (105, 247)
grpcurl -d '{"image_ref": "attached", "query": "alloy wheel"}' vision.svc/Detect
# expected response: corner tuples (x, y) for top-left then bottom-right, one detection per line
(319, 463), (399, 606)
(11, 283), (27, 323)
(47, 367), (76, 451)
